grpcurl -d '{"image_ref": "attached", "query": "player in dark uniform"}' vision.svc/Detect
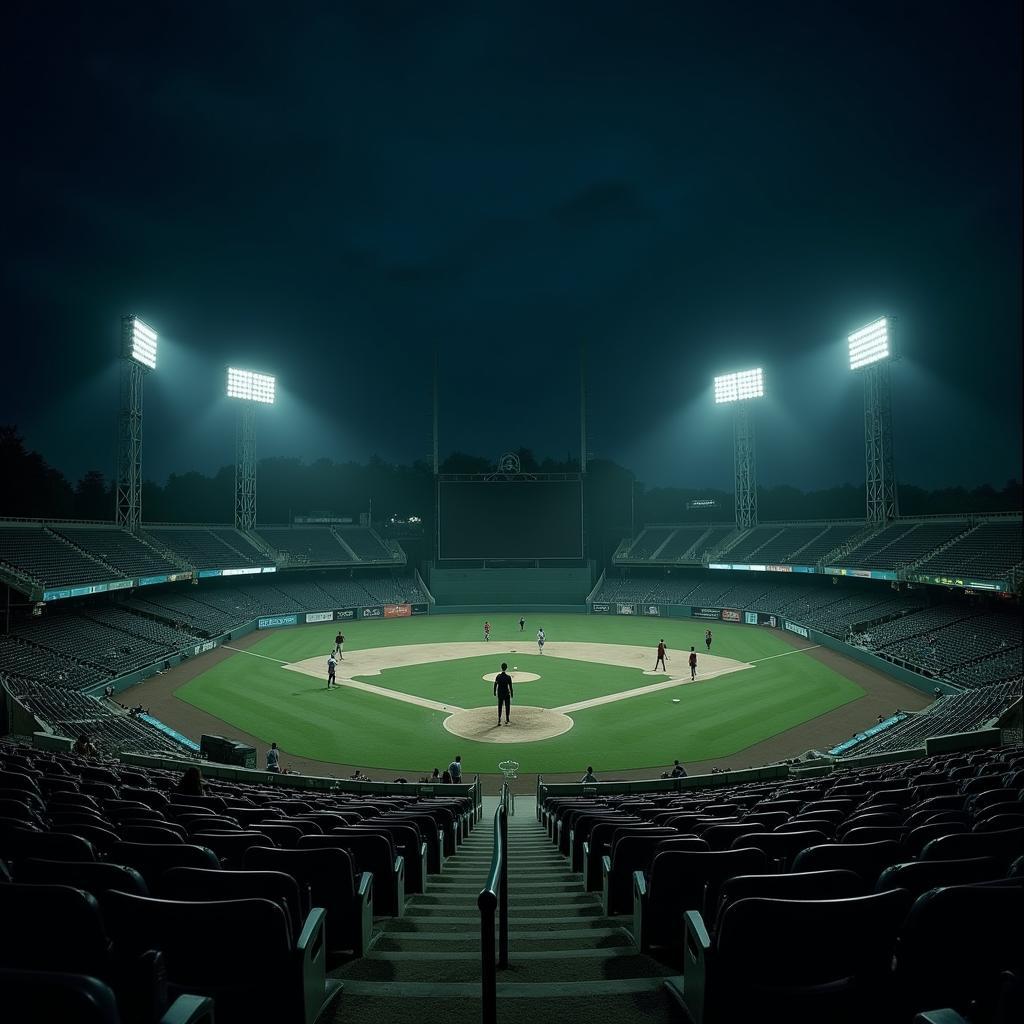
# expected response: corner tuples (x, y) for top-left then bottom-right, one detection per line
(483, 620), (491, 642)
(655, 639), (667, 672)
(327, 652), (337, 689)
(519, 616), (525, 632)
(705, 629), (712, 652)
(688, 646), (698, 680)
(494, 663), (514, 726)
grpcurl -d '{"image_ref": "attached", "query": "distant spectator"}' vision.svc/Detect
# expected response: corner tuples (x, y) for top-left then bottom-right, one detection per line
(266, 742), (281, 773)
(72, 733), (97, 758)
(441, 770), (452, 784)
(431, 768), (441, 781)
(448, 755), (462, 783)
(581, 766), (598, 783)
(877, 714), (885, 724)
(669, 759), (687, 778)
(177, 766), (204, 796)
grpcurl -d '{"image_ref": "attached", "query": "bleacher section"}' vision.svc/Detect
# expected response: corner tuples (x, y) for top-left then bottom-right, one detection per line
(655, 525), (715, 561)
(796, 522), (869, 562)
(746, 523), (829, 563)
(841, 521), (968, 570)
(626, 527), (675, 559)
(209, 527), (269, 563)
(0, 635), (109, 691)
(256, 526), (353, 564)
(3, 676), (193, 757)
(336, 527), (392, 561)
(915, 520), (1024, 580)
(0, 526), (115, 588)
(52, 527), (181, 577)
(840, 681), (1020, 756)
(144, 527), (260, 570)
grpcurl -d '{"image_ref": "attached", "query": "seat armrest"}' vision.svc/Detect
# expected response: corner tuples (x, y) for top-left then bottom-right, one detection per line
(420, 842), (429, 892)
(160, 995), (216, 1024)
(600, 854), (614, 916)
(913, 1014), (970, 1024)
(601, 854), (612, 876)
(296, 907), (329, 1024)
(355, 872), (374, 956)
(683, 910), (711, 1024)
(394, 854), (406, 917)
(632, 870), (648, 950)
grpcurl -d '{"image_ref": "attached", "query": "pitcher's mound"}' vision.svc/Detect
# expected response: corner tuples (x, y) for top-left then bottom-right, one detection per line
(482, 672), (541, 683)
(443, 705), (573, 743)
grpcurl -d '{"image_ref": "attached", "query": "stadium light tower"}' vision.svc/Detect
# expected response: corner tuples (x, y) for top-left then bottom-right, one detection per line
(714, 368), (765, 530)
(115, 315), (158, 531)
(848, 316), (898, 523)
(226, 368), (275, 530)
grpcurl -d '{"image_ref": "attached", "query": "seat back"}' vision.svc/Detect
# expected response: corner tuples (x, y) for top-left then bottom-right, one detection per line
(108, 842), (220, 888)
(791, 840), (900, 885)
(714, 869), (865, 932)
(876, 856), (1003, 899)
(733, 831), (829, 869)
(17, 858), (149, 898)
(4, 828), (96, 863)
(699, 823), (766, 851)
(921, 828), (1024, 867)
(191, 832), (270, 867)
(0, 969), (125, 1024)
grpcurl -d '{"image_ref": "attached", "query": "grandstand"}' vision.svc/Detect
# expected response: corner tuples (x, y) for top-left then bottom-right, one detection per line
(914, 520), (1024, 580)
(0, 526), (117, 589)
(51, 526), (181, 577)
(143, 526), (263, 570)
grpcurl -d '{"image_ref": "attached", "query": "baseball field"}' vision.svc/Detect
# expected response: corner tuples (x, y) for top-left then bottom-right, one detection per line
(171, 613), (869, 775)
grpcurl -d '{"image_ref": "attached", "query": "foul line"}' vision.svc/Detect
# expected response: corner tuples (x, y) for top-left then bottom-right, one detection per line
(334, 679), (464, 715)
(221, 645), (289, 664)
(750, 645), (822, 663)
(554, 663), (752, 714)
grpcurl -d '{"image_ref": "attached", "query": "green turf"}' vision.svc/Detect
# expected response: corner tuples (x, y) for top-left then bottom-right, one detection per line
(175, 613), (865, 773)
(351, 654), (669, 709)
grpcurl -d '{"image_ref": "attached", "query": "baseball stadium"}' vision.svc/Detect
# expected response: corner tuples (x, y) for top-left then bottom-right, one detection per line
(3, 6), (1023, 1024)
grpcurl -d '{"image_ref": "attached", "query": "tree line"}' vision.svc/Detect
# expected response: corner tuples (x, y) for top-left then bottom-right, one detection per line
(1, 427), (1019, 538)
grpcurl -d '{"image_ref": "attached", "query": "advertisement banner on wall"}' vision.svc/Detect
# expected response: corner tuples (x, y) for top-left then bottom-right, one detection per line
(384, 604), (412, 618)
(361, 606), (384, 619)
(411, 603), (429, 615)
(908, 573), (1006, 592)
(691, 607), (722, 620)
(825, 566), (897, 581)
(591, 602), (611, 614)
(258, 614), (298, 629)
(784, 621), (809, 638)
(616, 603), (636, 615)
(43, 579), (133, 602)
(758, 612), (778, 627)
(745, 611), (759, 625)
(305, 611), (334, 624)
(721, 608), (741, 622)
(334, 608), (357, 621)
(642, 605), (661, 616)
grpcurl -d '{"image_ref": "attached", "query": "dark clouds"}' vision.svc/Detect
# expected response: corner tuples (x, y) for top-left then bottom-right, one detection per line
(3, 0), (1020, 492)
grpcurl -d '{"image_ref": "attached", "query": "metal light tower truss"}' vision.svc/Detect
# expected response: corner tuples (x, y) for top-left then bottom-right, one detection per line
(234, 402), (257, 530)
(115, 357), (144, 530)
(733, 402), (758, 530)
(848, 316), (898, 524)
(863, 360), (898, 523)
(115, 315), (157, 531)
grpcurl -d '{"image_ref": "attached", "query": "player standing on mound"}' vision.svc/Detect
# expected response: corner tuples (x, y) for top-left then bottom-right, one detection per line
(655, 639), (668, 672)
(483, 620), (491, 642)
(494, 662), (514, 726)
(537, 627), (545, 654)
(688, 646), (698, 680)
(705, 628), (712, 652)
(327, 651), (338, 689)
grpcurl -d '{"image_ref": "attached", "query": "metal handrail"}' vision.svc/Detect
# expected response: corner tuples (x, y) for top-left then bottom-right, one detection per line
(478, 782), (509, 1024)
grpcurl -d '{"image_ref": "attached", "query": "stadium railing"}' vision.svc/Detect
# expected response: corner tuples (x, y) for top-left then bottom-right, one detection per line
(479, 781), (510, 1024)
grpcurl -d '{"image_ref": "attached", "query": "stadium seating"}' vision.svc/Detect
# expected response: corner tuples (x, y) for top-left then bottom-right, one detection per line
(256, 527), (354, 564)
(143, 528), (259, 570)
(841, 521), (969, 570)
(52, 528), (182, 578)
(0, 527), (117, 588)
(336, 527), (392, 560)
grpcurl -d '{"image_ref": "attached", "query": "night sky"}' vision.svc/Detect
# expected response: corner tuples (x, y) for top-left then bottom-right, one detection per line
(4, 1), (1021, 492)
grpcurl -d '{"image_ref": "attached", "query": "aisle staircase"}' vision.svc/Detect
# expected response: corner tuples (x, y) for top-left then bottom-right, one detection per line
(330, 800), (681, 1024)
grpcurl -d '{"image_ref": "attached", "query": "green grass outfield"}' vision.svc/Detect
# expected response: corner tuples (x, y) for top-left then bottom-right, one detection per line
(175, 613), (864, 774)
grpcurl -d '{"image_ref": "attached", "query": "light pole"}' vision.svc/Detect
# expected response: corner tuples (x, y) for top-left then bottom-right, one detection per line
(115, 316), (158, 531)
(226, 367), (276, 530)
(714, 368), (765, 531)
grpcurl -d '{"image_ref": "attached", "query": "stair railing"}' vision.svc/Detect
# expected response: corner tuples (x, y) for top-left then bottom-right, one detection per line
(478, 781), (510, 1024)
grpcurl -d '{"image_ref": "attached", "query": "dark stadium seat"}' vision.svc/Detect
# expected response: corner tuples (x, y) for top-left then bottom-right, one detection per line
(158, 867), (305, 943)
(252, 823), (304, 847)
(633, 847), (768, 955)
(776, 817), (837, 837)
(601, 833), (681, 915)
(791, 840), (901, 885)
(976, 814), (1024, 832)
(299, 832), (405, 916)
(920, 827), (1024, 868)
(729, 830), (829, 870)
(875, 857), (1004, 900)
(679, 888), (914, 1024)
(107, 842), (220, 888)
(0, 970), (214, 1024)
(711, 869), (866, 932)
(101, 889), (341, 1024)
(346, 820), (429, 894)
(699, 822), (767, 851)
(893, 884), (1024, 1021)
(120, 825), (187, 845)
(53, 824), (123, 853)
(243, 844), (374, 956)
(190, 831), (270, 868)
(16, 858), (150, 897)
(1, 827), (96, 863)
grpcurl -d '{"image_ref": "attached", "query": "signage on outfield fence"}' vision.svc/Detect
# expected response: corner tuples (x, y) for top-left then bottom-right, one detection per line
(745, 611), (759, 625)
(411, 603), (429, 615)
(642, 605), (660, 616)
(691, 607), (721, 620)
(384, 604), (412, 618)
(784, 621), (809, 638)
(591, 602), (611, 614)
(616, 603), (636, 615)
(335, 608), (357, 621)
(258, 614), (298, 629)
(721, 608), (741, 622)
(191, 641), (217, 656)
(361, 606), (384, 619)
(305, 611), (334, 623)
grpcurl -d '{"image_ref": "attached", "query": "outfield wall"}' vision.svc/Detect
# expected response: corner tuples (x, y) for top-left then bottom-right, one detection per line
(428, 567), (593, 606)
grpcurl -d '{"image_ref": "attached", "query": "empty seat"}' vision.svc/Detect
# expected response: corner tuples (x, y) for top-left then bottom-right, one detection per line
(731, 831), (829, 870)
(16, 858), (149, 898)
(2, 828), (96, 863)
(191, 832), (271, 868)
(876, 857), (1004, 900)
(101, 889), (340, 1024)
(299, 832), (404, 917)
(792, 840), (901, 885)
(921, 828), (1024, 868)
(107, 843), (220, 888)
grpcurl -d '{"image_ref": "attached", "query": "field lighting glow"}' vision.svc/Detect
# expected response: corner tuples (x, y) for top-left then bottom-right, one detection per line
(128, 317), (157, 369)
(848, 317), (891, 370)
(714, 368), (764, 404)
(227, 368), (276, 404)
